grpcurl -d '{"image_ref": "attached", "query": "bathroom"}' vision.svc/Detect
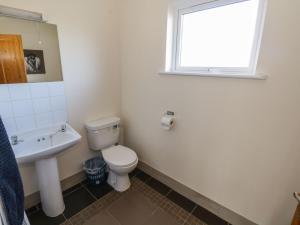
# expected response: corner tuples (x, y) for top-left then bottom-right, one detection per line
(0, 0), (299, 225)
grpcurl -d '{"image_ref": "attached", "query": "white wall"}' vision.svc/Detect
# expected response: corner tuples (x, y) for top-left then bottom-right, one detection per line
(0, 0), (121, 195)
(118, 0), (300, 224)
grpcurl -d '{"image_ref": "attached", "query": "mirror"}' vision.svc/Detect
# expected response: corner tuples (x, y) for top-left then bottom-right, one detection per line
(0, 16), (63, 83)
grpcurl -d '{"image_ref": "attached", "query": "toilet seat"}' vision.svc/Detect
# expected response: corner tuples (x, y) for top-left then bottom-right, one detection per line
(102, 145), (138, 168)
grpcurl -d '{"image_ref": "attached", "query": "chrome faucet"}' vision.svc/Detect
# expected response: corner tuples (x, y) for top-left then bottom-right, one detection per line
(61, 124), (67, 132)
(50, 124), (67, 139)
(11, 135), (24, 146)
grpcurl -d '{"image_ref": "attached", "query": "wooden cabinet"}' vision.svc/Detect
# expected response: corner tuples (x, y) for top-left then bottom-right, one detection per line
(0, 34), (27, 84)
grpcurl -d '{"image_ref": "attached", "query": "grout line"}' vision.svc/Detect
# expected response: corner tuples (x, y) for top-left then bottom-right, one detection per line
(81, 183), (98, 201)
(62, 185), (83, 198)
(151, 206), (161, 218)
(191, 204), (198, 213)
(106, 209), (122, 225)
(132, 169), (142, 178)
(183, 205), (198, 225)
(62, 213), (75, 225)
(143, 176), (152, 184)
(166, 189), (173, 197)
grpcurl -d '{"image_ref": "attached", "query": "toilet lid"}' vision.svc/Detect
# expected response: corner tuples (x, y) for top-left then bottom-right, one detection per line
(102, 145), (137, 167)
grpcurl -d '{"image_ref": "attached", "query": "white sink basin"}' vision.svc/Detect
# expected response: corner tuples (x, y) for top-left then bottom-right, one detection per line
(13, 124), (81, 164)
(11, 124), (81, 218)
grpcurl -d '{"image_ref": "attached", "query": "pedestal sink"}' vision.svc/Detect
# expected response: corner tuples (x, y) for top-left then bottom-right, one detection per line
(12, 124), (81, 217)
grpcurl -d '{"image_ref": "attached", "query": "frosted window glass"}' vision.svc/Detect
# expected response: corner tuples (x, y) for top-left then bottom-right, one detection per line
(179, 0), (260, 68)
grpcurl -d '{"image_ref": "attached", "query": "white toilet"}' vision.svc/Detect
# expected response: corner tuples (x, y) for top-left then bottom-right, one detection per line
(85, 117), (138, 192)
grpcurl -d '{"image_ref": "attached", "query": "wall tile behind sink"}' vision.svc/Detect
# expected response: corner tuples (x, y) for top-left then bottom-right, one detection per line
(50, 96), (66, 111)
(12, 100), (34, 117)
(15, 116), (36, 132)
(36, 113), (54, 128)
(0, 102), (13, 118)
(0, 82), (67, 136)
(53, 111), (67, 124)
(30, 83), (50, 98)
(33, 98), (51, 114)
(48, 82), (65, 97)
(2, 118), (17, 134)
(9, 84), (31, 100)
(0, 85), (10, 101)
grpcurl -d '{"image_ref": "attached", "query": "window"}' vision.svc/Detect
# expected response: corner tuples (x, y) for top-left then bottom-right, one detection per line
(165, 0), (267, 77)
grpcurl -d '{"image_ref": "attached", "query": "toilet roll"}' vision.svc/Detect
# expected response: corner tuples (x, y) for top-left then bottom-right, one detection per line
(161, 116), (175, 130)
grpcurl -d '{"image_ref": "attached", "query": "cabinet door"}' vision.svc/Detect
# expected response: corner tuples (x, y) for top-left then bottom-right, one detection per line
(0, 35), (27, 84)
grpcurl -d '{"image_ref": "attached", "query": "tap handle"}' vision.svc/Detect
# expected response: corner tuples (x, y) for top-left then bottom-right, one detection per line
(61, 124), (67, 132)
(11, 135), (17, 140)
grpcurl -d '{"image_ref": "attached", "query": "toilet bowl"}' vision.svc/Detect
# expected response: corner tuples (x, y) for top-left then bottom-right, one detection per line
(103, 145), (138, 191)
(85, 117), (138, 192)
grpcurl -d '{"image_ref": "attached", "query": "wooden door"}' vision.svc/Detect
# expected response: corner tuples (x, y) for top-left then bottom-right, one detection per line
(292, 204), (300, 225)
(0, 35), (27, 84)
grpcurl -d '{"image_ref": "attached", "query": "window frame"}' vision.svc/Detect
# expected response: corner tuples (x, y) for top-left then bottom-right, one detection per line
(168, 0), (267, 76)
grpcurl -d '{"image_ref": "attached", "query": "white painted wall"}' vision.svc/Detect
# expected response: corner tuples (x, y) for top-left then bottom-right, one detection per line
(118, 0), (300, 224)
(0, 0), (121, 195)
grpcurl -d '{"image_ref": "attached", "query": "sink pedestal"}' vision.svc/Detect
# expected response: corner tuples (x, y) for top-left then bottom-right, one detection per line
(35, 157), (65, 217)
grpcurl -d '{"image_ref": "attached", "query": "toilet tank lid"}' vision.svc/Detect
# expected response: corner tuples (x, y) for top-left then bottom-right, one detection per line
(85, 117), (120, 131)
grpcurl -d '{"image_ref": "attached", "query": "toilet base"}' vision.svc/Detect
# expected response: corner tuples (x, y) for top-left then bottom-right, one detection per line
(107, 170), (131, 192)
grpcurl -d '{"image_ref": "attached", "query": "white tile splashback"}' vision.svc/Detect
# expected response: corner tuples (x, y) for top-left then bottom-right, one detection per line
(0, 82), (68, 136)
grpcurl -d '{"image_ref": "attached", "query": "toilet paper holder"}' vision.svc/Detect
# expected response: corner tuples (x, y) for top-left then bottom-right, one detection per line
(165, 111), (175, 116)
(161, 111), (175, 130)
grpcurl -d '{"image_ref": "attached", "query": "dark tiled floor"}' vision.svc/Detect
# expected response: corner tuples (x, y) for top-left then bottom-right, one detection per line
(27, 169), (230, 225)
(84, 182), (113, 199)
(129, 167), (142, 177)
(146, 178), (171, 195)
(27, 210), (65, 225)
(135, 170), (151, 182)
(63, 186), (96, 218)
(167, 190), (196, 212)
(193, 206), (228, 225)
(62, 183), (82, 196)
(27, 180), (101, 225)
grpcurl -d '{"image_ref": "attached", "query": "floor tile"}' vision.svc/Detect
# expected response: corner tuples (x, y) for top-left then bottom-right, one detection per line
(185, 214), (207, 225)
(146, 178), (171, 196)
(59, 221), (73, 225)
(63, 183), (82, 196)
(192, 206), (227, 225)
(129, 168), (142, 177)
(136, 170), (151, 182)
(26, 206), (39, 216)
(107, 190), (157, 225)
(156, 197), (191, 224)
(28, 210), (65, 225)
(84, 211), (120, 225)
(64, 187), (96, 218)
(167, 191), (196, 212)
(69, 200), (104, 225)
(142, 208), (181, 225)
(131, 178), (167, 206)
(84, 182), (113, 199)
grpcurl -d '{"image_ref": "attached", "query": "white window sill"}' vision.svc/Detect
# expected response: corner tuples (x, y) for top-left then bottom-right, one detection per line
(159, 71), (268, 80)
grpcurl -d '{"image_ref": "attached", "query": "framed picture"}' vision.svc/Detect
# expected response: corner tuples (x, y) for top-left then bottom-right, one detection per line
(24, 49), (46, 74)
